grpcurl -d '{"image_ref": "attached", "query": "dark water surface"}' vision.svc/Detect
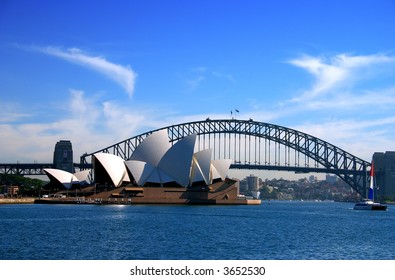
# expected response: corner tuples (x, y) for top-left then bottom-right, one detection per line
(1, 201), (394, 260)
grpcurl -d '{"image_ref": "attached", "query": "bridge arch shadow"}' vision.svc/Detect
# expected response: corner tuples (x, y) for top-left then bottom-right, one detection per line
(81, 119), (369, 197)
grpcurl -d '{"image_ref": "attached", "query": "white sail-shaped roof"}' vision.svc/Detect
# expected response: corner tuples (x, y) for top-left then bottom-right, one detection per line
(123, 169), (131, 183)
(101, 131), (231, 188)
(191, 161), (205, 184)
(158, 134), (197, 187)
(125, 160), (175, 185)
(129, 129), (171, 166)
(44, 168), (79, 189)
(93, 153), (127, 187)
(125, 129), (183, 186)
(210, 165), (222, 181)
(211, 159), (232, 181)
(73, 169), (91, 185)
(124, 160), (147, 185)
(191, 149), (212, 185)
(145, 168), (175, 184)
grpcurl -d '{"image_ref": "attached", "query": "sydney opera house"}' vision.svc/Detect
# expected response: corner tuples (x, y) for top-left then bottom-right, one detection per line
(40, 130), (260, 205)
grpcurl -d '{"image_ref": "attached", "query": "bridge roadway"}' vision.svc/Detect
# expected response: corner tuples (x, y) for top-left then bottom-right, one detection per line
(0, 162), (361, 176)
(0, 163), (90, 176)
(0, 119), (370, 197)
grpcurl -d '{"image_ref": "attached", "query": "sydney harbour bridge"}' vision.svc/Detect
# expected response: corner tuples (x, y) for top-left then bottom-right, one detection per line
(0, 119), (370, 197)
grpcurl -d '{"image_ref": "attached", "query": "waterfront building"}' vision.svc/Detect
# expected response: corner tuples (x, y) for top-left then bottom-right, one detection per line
(325, 174), (337, 184)
(373, 151), (395, 200)
(309, 175), (317, 182)
(41, 130), (258, 205)
(239, 179), (248, 192)
(4, 185), (19, 197)
(246, 174), (259, 191)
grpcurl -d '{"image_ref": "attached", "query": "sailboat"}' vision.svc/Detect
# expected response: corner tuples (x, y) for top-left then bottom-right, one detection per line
(353, 161), (387, 211)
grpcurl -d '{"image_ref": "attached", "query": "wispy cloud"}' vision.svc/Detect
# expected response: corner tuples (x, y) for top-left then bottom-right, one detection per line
(0, 101), (31, 123)
(185, 67), (236, 92)
(211, 71), (236, 83)
(298, 87), (395, 110)
(245, 52), (395, 160)
(38, 46), (137, 98)
(185, 67), (207, 91)
(0, 88), (190, 162)
(288, 53), (395, 103)
(186, 75), (206, 91)
(294, 116), (395, 160)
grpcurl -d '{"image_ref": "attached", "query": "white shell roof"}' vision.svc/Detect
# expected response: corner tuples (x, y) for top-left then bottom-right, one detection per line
(94, 131), (232, 188)
(129, 129), (171, 166)
(158, 134), (197, 187)
(93, 153), (128, 187)
(124, 160), (147, 185)
(211, 159), (232, 181)
(191, 149), (212, 185)
(145, 168), (175, 184)
(73, 169), (91, 184)
(125, 160), (175, 185)
(123, 169), (131, 182)
(44, 168), (79, 189)
(126, 134), (197, 186)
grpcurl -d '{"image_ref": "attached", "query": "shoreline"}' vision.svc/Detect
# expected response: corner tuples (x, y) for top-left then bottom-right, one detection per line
(2, 197), (394, 205)
(0, 198), (36, 204)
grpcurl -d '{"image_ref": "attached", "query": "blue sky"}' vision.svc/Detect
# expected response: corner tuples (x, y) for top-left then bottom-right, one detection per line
(1, 0), (395, 170)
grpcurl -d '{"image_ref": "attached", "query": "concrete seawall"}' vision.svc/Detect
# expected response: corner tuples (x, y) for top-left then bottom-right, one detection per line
(0, 198), (36, 204)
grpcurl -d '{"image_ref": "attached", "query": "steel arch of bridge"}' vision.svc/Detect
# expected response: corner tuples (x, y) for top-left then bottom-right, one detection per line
(80, 119), (369, 197)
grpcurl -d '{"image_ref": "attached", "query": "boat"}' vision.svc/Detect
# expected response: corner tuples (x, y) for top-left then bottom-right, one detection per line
(353, 161), (387, 211)
(353, 199), (387, 210)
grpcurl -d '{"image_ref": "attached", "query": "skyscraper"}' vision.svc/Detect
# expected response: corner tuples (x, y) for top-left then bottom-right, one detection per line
(372, 151), (395, 200)
(247, 174), (259, 191)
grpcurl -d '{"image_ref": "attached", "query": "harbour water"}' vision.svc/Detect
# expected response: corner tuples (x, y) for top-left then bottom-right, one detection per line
(1, 201), (394, 260)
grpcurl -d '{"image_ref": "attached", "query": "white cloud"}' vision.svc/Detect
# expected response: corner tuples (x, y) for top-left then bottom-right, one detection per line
(39, 46), (137, 98)
(211, 71), (236, 83)
(186, 75), (206, 91)
(1, 87), (207, 164)
(293, 87), (395, 111)
(246, 52), (395, 161)
(0, 101), (31, 123)
(185, 67), (236, 92)
(0, 89), (149, 163)
(3, 49), (394, 174)
(288, 53), (395, 103)
(294, 116), (395, 161)
(102, 101), (146, 140)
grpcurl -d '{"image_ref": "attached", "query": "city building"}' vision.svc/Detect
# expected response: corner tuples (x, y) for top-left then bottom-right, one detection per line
(246, 174), (259, 191)
(246, 174), (260, 199)
(373, 151), (395, 200)
(3, 185), (19, 197)
(325, 174), (337, 184)
(309, 175), (317, 182)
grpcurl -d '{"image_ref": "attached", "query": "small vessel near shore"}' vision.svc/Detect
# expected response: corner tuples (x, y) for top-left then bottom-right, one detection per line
(353, 199), (387, 211)
(353, 161), (387, 211)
